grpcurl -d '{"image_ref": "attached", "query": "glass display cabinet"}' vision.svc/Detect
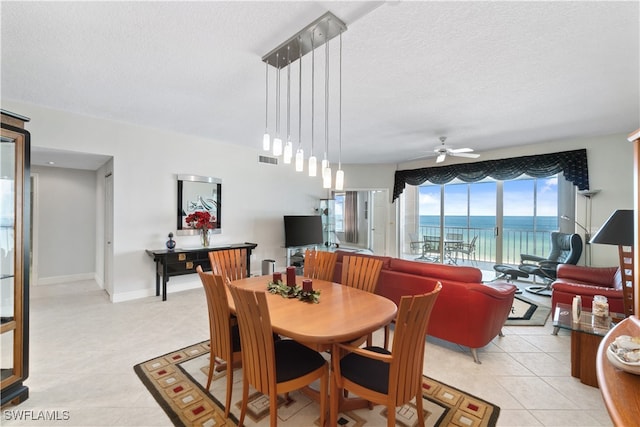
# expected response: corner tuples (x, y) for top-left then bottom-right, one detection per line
(1, 110), (31, 406)
(320, 198), (335, 248)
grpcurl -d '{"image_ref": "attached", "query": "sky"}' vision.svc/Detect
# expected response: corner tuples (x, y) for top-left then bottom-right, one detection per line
(419, 176), (558, 216)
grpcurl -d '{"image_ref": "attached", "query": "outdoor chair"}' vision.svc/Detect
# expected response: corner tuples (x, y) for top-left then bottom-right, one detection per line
(331, 284), (442, 427)
(408, 232), (422, 254)
(416, 236), (440, 262)
(455, 235), (478, 266)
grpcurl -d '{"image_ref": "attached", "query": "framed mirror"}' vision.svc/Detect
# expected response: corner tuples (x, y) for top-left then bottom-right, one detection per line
(176, 174), (222, 235)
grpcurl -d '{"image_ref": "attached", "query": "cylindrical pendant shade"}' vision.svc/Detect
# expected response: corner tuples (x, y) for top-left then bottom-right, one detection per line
(295, 148), (304, 172)
(283, 141), (293, 163)
(335, 169), (344, 190)
(263, 133), (270, 151)
(272, 137), (283, 156)
(323, 167), (332, 188)
(308, 156), (317, 177)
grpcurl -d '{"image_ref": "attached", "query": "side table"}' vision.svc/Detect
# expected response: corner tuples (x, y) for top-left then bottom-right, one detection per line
(552, 303), (624, 387)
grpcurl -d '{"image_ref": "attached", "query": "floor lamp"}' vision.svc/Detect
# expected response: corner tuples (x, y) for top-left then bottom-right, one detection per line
(589, 209), (635, 317)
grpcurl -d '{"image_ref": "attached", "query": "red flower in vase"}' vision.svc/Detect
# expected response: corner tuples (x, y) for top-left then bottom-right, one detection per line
(184, 211), (215, 230)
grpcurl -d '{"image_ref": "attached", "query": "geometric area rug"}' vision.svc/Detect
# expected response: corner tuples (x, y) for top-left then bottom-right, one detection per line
(134, 341), (500, 427)
(504, 294), (551, 326)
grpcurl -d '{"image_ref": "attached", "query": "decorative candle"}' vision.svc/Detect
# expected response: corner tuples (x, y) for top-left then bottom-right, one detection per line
(272, 272), (282, 283)
(286, 266), (296, 287)
(303, 279), (313, 292)
(572, 296), (581, 322)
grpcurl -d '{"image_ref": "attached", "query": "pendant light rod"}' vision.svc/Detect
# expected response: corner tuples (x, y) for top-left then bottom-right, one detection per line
(261, 12), (346, 68)
(298, 39), (302, 147)
(338, 31), (342, 170)
(324, 20), (329, 163)
(335, 30), (344, 191)
(264, 61), (269, 131)
(311, 32), (315, 158)
(286, 46), (291, 141)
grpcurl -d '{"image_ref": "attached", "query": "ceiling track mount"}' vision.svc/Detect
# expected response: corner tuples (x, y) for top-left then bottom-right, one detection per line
(261, 11), (347, 68)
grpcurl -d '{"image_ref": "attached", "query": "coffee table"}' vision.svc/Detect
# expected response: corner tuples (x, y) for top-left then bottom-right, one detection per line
(553, 303), (624, 387)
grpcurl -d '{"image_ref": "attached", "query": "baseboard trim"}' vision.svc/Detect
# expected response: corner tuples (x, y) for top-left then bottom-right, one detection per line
(35, 273), (95, 286)
(111, 281), (201, 303)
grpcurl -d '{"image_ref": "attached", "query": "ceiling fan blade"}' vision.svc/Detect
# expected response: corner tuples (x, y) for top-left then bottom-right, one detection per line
(449, 147), (474, 154)
(406, 154), (431, 161)
(451, 152), (480, 158)
(436, 153), (446, 163)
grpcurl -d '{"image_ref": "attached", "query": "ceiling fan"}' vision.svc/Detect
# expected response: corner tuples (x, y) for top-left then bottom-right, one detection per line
(433, 136), (480, 163)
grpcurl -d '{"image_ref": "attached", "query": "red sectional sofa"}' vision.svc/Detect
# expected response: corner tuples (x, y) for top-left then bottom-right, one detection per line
(551, 264), (624, 315)
(331, 250), (517, 363)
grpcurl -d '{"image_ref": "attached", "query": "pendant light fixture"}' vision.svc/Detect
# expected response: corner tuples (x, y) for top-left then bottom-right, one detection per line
(260, 12), (346, 183)
(272, 53), (283, 157)
(295, 38), (304, 172)
(322, 23), (332, 189)
(335, 31), (345, 191)
(283, 47), (293, 164)
(263, 60), (270, 151)
(308, 31), (317, 177)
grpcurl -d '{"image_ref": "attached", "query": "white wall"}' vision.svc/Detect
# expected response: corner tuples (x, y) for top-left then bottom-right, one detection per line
(6, 100), (327, 301)
(345, 133), (634, 266)
(31, 165), (97, 283)
(6, 99), (634, 302)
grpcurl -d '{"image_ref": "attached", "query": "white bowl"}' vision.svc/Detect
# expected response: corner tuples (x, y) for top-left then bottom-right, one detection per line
(607, 345), (640, 375)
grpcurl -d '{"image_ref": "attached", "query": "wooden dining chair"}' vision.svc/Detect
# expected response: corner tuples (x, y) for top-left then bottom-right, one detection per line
(341, 255), (383, 294)
(196, 266), (242, 418)
(331, 283), (442, 427)
(209, 248), (247, 282)
(341, 255), (384, 345)
(303, 249), (338, 282)
(227, 284), (329, 427)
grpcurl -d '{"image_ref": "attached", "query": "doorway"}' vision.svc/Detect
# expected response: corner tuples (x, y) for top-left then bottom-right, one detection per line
(333, 189), (389, 255)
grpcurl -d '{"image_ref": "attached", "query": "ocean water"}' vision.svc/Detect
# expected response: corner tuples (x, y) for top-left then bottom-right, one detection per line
(420, 215), (558, 231)
(417, 215), (559, 262)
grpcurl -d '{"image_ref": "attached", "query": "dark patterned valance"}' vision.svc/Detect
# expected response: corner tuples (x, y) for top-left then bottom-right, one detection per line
(393, 149), (589, 201)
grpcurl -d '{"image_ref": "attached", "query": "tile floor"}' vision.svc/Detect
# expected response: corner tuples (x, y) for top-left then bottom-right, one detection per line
(2, 279), (613, 426)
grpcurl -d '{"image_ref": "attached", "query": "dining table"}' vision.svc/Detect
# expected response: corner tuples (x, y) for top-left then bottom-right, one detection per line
(225, 274), (398, 426)
(226, 274), (397, 346)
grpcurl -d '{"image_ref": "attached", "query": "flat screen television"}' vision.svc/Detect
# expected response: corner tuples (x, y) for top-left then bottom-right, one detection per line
(283, 215), (324, 248)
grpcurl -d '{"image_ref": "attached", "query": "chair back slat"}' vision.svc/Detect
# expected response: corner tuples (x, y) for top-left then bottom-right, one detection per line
(303, 249), (338, 282)
(227, 285), (277, 395)
(196, 266), (234, 363)
(341, 255), (383, 293)
(389, 283), (441, 405)
(209, 248), (248, 282)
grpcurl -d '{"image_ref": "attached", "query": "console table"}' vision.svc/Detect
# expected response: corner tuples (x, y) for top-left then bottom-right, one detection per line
(146, 243), (258, 301)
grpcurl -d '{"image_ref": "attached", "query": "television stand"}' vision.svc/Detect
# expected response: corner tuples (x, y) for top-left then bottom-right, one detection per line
(285, 245), (327, 270)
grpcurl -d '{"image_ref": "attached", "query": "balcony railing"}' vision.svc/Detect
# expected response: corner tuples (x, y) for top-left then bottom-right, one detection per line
(413, 226), (554, 266)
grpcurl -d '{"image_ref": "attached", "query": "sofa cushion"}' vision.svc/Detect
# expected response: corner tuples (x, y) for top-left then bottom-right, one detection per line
(388, 258), (482, 283)
(556, 264), (620, 289)
(334, 250), (392, 269)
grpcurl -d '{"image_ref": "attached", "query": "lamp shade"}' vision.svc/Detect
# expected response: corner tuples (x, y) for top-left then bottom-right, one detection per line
(589, 209), (634, 246)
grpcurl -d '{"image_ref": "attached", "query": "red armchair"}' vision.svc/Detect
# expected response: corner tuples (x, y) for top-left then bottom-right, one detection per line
(551, 264), (624, 316)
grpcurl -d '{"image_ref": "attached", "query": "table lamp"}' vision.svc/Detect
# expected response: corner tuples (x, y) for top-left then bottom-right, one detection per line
(589, 209), (634, 316)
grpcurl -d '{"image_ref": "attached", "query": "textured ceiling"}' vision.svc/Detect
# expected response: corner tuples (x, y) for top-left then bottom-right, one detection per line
(2, 1), (639, 168)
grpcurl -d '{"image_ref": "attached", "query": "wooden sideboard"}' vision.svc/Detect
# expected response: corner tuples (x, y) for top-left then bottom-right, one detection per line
(146, 243), (257, 301)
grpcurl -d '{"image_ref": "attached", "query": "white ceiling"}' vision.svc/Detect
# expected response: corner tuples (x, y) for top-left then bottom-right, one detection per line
(2, 1), (639, 169)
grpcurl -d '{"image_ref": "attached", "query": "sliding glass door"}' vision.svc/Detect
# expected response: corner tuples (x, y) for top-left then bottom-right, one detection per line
(402, 175), (560, 268)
